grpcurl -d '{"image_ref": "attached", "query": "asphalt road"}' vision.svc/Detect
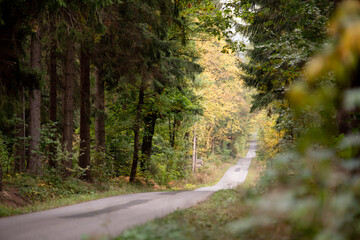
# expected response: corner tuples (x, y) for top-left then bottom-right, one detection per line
(0, 140), (257, 240)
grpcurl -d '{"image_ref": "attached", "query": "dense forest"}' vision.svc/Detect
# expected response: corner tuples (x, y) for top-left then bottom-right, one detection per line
(0, 0), (251, 195)
(2, 0), (360, 238)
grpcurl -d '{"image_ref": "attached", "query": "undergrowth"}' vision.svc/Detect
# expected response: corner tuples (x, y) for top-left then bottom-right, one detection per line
(0, 174), (157, 217)
(0, 151), (246, 218)
(0, 135), (250, 218)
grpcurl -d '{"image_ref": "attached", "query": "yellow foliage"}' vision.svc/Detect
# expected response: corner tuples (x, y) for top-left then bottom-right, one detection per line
(194, 37), (253, 153)
(257, 110), (285, 159)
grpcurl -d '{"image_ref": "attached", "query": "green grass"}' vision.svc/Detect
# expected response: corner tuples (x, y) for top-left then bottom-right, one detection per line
(0, 176), (157, 217)
(115, 155), (266, 240)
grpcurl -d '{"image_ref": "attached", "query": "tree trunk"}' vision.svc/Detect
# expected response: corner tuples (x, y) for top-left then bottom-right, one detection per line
(140, 112), (157, 172)
(48, 37), (57, 168)
(62, 41), (75, 170)
(14, 88), (26, 172)
(95, 67), (105, 157)
(28, 32), (42, 175)
(0, 160), (2, 191)
(130, 77), (146, 182)
(79, 46), (91, 181)
(169, 115), (177, 148)
(337, 62), (360, 135)
(205, 125), (212, 151)
(211, 138), (215, 153)
(192, 123), (197, 173)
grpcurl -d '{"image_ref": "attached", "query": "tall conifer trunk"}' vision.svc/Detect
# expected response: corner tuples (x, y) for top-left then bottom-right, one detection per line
(192, 123), (197, 173)
(95, 67), (105, 156)
(140, 112), (157, 172)
(62, 41), (75, 170)
(169, 116), (177, 148)
(28, 31), (42, 175)
(337, 62), (360, 135)
(49, 37), (57, 168)
(14, 88), (26, 172)
(130, 77), (146, 182)
(0, 160), (2, 191)
(79, 46), (91, 180)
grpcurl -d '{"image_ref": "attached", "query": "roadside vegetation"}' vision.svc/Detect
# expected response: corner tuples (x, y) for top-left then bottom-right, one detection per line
(119, 1), (360, 239)
(0, 134), (249, 217)
(0, 175), (155, 217)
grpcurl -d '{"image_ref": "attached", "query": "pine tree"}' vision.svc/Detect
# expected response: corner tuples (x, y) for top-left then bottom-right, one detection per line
(231, 0), (334, 111)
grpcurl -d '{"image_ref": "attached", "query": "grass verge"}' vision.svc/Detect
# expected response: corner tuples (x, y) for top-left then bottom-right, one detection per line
(0, 177), (158, 217)
(115, 154), (266, 240)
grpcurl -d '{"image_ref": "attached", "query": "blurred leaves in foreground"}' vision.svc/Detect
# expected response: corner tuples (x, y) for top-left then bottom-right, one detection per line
(229, 1), (360, 239)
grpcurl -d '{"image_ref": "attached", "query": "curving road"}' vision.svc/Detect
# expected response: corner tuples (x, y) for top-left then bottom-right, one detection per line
(0, 141), (257, 240)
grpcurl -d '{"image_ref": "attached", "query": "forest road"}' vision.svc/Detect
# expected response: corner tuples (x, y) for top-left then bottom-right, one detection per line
(0, 141), (257, 240)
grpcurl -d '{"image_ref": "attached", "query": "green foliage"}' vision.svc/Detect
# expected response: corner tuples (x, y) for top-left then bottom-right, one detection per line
(116, 191), (242, 240)
(0, 172), (159, 217)
(227, 2), (360, 240)
(229, 0), (334, 112)
(0, 134), (11, 175)
(0, 0), (251, 192)
(38, 122), (86, 177)
(149, 134), (189, 185)
(115, 1), (360, 239)
(3, 173), (92, 202)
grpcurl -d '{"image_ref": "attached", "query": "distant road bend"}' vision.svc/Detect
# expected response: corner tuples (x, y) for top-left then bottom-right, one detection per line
(0, 141), (257, 240)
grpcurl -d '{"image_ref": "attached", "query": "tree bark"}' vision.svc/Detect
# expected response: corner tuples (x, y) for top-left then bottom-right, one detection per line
(14, 88), (26, 172)
(49, 36), (57, 124)
(28, 32), (42, 175)
(211, 138), (215, 153)
(0, 160), (2, 191)
(192, 123), (197, 173)
(79, 46), (91, 181)
(169, 115), (177, 148)
(95, 67), (105, 157)
(62, 41), (75, 170)
(48, 36), (57, 168)
(140, 112), (157, 172)
(130, 77), (146, 182)
(337, 62), (360, 135)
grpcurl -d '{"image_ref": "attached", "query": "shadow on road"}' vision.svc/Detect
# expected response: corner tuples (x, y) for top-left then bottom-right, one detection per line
(60, 199), (151, 218)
